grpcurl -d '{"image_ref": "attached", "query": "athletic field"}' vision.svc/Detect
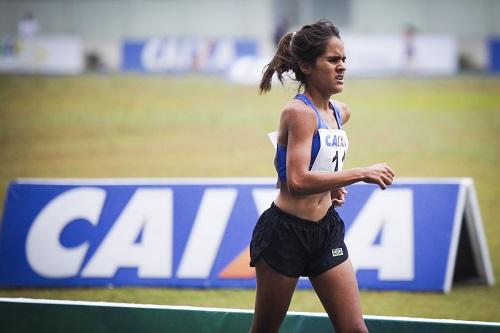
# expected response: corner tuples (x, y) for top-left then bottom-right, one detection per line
(0, 74), (499, 322)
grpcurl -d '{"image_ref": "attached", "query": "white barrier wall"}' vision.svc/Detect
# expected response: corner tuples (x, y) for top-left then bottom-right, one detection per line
(0, 33), (459, 76)
(342, 34), (458, 76)
(0, 36), (84, 74)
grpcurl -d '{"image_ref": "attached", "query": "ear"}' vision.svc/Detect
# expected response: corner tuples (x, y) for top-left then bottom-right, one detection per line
(298, 61), (312, 75)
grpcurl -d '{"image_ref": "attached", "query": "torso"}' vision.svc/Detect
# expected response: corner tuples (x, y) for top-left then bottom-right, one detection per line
(272, 94), (349, 221)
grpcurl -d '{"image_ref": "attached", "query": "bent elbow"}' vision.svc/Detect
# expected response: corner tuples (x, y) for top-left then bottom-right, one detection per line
(287, 175), (309, 195)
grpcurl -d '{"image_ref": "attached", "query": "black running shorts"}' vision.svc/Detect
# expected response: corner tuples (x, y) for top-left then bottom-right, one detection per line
(249, 202), (349, 278)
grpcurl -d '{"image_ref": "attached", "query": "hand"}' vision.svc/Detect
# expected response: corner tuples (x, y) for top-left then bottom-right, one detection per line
(331, 187), (347, 206)
(363, 163), (395, 190)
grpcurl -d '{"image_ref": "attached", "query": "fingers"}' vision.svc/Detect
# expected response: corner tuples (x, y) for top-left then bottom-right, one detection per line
(377, 170), (393, 190)
(331, 187), (347, 197)
(331, 187), (347, 206)
(379, 175), (391, 190)
(386, 165), (396, 177)
(332, 198), (345, 207)
(378, 180), (387, 190)
(371, 163), (395, 190)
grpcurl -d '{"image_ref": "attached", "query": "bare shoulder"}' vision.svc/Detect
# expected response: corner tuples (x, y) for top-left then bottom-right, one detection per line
(276, 99), (316, 146)
(332, 99), (351, 125)
(281, 99), (317, 129)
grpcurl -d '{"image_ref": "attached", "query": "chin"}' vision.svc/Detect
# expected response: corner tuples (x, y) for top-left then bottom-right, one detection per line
(332, 85), (344, 94)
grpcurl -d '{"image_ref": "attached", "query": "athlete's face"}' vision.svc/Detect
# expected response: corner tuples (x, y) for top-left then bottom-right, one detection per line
(307, 36), (346, 94)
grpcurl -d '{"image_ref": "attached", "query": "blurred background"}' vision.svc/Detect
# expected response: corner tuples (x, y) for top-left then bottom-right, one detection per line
(0, 0), (499, 323)
(0, 0), (499, 75)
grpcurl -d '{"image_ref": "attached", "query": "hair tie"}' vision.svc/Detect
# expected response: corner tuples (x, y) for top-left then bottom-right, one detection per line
(290, 31), (297, 46)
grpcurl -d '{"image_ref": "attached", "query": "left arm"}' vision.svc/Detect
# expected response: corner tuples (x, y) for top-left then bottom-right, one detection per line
(335, 100), (351, 125)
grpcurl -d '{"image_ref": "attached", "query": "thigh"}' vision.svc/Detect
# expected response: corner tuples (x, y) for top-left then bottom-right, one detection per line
(250, 259), (298, 333)
(309, 259), (367, 333)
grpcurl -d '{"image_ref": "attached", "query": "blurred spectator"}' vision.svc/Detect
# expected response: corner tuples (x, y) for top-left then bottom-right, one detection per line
(403, 24), (416, 72)
(18, 11), (39, 38)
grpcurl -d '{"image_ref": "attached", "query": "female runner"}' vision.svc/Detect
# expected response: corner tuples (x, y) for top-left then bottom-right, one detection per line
(249, 20), (395, 333)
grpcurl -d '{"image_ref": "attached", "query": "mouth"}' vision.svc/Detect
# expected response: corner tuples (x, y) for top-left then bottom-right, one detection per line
(335, 74), (344, 84)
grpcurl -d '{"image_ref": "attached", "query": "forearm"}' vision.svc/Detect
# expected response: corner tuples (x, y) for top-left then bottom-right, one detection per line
(287, 168), (366, 195)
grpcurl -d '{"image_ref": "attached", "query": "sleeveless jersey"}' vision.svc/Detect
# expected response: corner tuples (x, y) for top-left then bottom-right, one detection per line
(269, 93), (349, 182)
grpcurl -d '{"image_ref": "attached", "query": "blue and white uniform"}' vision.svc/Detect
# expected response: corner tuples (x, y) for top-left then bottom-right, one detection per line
(251, 94), (351, 277)
(269, 93), (349, 182)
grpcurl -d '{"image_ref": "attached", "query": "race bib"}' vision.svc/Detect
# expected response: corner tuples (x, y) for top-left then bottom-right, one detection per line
(267, 129), (348, 172)
(310, 129), (348, 172)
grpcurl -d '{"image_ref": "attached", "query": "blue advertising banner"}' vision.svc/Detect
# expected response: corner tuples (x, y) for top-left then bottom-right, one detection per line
(121, 38), (258, 73)
(0, 178), (494, 292)
(488, 38), (500, 73)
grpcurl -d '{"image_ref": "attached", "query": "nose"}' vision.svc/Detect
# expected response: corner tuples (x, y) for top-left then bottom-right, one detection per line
(337, 60), (346, 72)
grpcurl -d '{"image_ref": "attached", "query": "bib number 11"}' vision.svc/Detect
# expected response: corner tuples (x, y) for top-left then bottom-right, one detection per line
(332, 151), (346, 171)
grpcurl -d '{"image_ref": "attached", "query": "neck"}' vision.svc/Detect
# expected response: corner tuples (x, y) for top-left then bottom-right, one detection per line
(303, 88), (331, 111)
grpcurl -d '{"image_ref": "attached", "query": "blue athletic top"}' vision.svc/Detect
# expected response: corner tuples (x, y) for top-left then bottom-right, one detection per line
(275, 93), (344, 182)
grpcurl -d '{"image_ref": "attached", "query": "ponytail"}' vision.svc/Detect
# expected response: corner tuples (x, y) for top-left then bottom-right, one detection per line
(259, 32), (296, 94)
(259, 20), (341, 94)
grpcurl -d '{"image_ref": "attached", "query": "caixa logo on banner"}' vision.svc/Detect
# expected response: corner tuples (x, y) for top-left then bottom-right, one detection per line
(25, 187), (413, 281)
(121, 38), (258, 73)
(0, 178), (494, 292)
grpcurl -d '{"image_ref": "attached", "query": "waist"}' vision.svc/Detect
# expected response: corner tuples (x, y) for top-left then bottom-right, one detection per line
(274, 185), (333, 222)
(270, 202), (336, 227)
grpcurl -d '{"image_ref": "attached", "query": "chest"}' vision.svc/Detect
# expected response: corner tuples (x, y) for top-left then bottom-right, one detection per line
(311, 128), (349, 172)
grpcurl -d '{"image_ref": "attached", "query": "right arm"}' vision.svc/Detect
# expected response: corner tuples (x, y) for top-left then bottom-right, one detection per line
(283, 105), (395, 195)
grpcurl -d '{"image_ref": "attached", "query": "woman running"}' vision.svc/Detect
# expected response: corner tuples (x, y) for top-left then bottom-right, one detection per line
(249, 20), (395, 333)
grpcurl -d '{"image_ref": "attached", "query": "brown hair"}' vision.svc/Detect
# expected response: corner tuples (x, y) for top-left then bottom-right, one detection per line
(259, 19), (341, 94)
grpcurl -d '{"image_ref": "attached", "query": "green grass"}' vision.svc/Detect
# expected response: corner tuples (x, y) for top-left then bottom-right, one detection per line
(0, 74), (499, 322)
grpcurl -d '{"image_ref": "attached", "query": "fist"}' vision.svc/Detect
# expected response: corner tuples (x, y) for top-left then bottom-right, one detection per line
(331, 187), (348, 206)
(364, 163), (395, 190)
